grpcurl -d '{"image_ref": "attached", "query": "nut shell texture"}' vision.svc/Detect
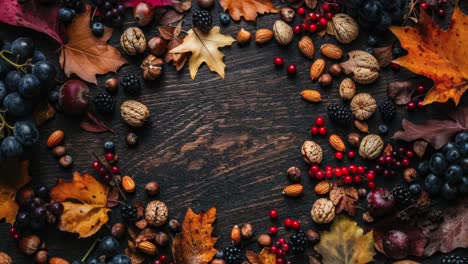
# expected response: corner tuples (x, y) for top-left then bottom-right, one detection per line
(346, 51), (379, 84)
(332, 14), (359, 44)
(273, 20), (293, 45)
(350, 93), (377, 120)
(359, 134), (384, 160)
(141, 54), (163, 80)
(301, 140), (323, 164)
(311, 198), (335, 224)
(145, 200), (168, 227)
(120, 100), (150, 127)
(121, 27), (147, 55)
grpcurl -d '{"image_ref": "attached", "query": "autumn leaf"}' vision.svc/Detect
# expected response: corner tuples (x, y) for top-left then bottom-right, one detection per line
(329, 184), (359, 216)
(34, 101), (56, 127)
(172, 207), (218, 264)
(60, 5), (127, 84)
(80, 112), (114, 133)
(0, 160), (31, 225)
(393, 106), (468, 149)
(390, 5), (468, 105)
(160, 24), (187, 71)
(124, 0), (173, 7)
(315, 215), (375, 264)
(50, 172), (110, 238)
(170, 27), (235, 79)
(387, 80), (417, 105)
(219, 0), (278, 21)
(246, 248), (276, 264)
(373, 45), (393, 68)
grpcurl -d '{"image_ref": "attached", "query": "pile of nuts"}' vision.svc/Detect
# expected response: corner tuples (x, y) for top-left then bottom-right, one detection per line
(47, 130), (73, 168)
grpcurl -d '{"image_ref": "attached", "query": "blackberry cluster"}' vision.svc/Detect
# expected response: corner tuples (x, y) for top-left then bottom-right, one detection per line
(288, 230), (307, 252)
(327, 103), (353, 125)
(93, 93), (115, 114)
(223, 245), (243, 264)
(392, 185), (413, 208)
(120, 74), (141, 95)
(441, 255), (468, 264)
(379, 99), (396, 121)
(427, 209), (443, 223)
(193, 10), (213, 32)
(92, 0), (125, 27)
(120, 205), (137, 221)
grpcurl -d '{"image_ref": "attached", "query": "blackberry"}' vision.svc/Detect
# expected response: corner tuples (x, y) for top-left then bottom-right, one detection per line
(392, 185), (413, 208)
(441, 255), (468, 264)
(93, 93), (115, 114)
(378, 99), (396, 121)
(327, 103), (353, 125)
(288, 230), (307, 252)
(120, 74), (141, 95)
(193, 10), (213, 32)
(428, 209), (443, 223)
(120, 204), (137, 221)
(223, 245), (243, 264)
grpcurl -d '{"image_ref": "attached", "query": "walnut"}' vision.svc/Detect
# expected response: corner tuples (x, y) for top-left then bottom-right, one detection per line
(120, 27), (147, 55)
(343, 51), (379, 84)
(331, 14), (359, 44)
(0, 252), (12, 264)
(145, 200), (168, 227)
(311, 198), (335, 224)
(141, 54), (163, 80)
(359, 134), (384, 160)
(120, 100), (150, 127)
(301, 140), (323, 164)
(350, 93), (377, 120)
(339, 78), (356, 100)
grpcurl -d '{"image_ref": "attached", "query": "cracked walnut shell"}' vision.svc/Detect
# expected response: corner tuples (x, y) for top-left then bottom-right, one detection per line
(331, 14), (359, 44)
(121, 27), (147, 55)
(359, 134), (384, 160)
(350, 93), (377, 120)
(311, 198), (335, 224)
(145, 200), (168, 227)
(121, 100), (150, 127)
(301, 140), (323, 164)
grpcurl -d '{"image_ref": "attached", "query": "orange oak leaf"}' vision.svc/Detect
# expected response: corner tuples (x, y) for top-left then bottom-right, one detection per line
(219, 0), (278, 21)
(50, 172), (110, 238)
(246, 248), (276, 264)
(172, 207), (217, 264)
(390, 5), (468, 105)
(0, 160), (31, 224)
(59, 5), (127, 84)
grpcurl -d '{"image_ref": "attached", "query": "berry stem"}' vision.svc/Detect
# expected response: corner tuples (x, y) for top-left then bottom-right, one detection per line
(92, 152), (127, 201)
(81, 237), (100, 263)
(0, 50), (33, 74)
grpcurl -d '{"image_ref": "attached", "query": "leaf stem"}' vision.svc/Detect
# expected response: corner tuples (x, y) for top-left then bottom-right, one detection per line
(81, 237), (100, 263)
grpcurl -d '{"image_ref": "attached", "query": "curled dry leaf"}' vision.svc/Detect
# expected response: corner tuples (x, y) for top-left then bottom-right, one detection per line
(105, 187), (119, 208)
(373, 45), (393, 68)
(50, 172), (110, 238)
(136, 228), (157, 243)
(387, 80), (416, 105)
(305, 0), (318, 9)
(413, 140), (428, 158)
(0, 161), (31, 225)
(219, 0), (278, 21)
(160, 24), (187, 71)
(246, 248), (276, 264)
(329, 184), (359, 216)
(80, 112), (114, 134)
(124, 248), (145, 264)
(393, 106), (468, 149)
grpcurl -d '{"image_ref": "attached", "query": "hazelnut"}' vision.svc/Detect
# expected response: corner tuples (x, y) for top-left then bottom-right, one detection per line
(347, 133), (361, 147)
(403, 168), (418, 183)
(141, 54), (164, 80)
(287, 166), (302, 182)
(241, 223), (254, 239)
(362, 211), (375, 223)
(328, 63), (343, 77)
(155, 231), (169, 247)
(133, 2), (154, 26)
(51, 146), (66, 158)
(257, 234), (272, 247)
(19, 234), (41, 255)
(197, 0), (214, 9)
(105, 78), (119, 93)
(58, 155), (73, 168)
(280, 7), (295, 22)
(306, 229), (320, 244)
(318, 73), (332, 87)
(236, 28), (251, 45)
(111, 223), (126, 239)
(145, 200), (168, 227)
(147, 36), (167, 56)
(168, 219), (179, 232)
(126, 132), (139, 147)
(358, 188), (368, 198)
(145, 181), (160, 196)
(16, 186), (35, 206)
(34, 250), (48, 264)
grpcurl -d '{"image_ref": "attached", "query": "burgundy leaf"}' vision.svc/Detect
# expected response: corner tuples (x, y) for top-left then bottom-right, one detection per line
(106, 187), (119, 208)
(172, 0), (191, 13)
(124, 0), (173, 8)
(0, 0), (62, 44)
(305, 0), (318, 9)
(80, 112), (114, 133)
(373, 45), (393, 68)
(159, 26), (176, 40)
(387, 80), (417, 105)
(159, 9), (185, 25)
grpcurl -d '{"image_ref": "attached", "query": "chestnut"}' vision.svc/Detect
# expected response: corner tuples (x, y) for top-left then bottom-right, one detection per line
(147, 36), (167, 56)
(133, 2), (154, 26)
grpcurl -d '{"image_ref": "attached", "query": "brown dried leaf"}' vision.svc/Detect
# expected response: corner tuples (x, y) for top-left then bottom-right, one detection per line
(305, 0), (318, 9)
(137, 228), (157, 242)
(413, 140), (428, 158)
(159, 9), (185, 25)
(105, 187), (119, 208)
(125, 248), (145, 264)
(0, 160), (31, 224)
(246, 248), (276, 264)
(387, 80), (416, 105)
(329, 184), (359, 216)
(80, 112), (114, 134)
(373, 45), (393, 68)
(383, 144), (393, 156)
(160, 26), (176, 40)
(34, 101), (56, 127)
(219, 0), (278, 21)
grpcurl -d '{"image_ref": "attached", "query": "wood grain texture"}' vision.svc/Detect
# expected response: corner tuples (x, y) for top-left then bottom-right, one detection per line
(1, 0), (467, 263)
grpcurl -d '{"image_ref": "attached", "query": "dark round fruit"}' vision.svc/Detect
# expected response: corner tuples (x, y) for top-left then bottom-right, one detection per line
(459, 177), (468, 195)
(359, 0), (382, 23)
(1, 136), (23, 158)
(120, 74), (140, 95)
(15, 211), (31, 228)
(366, 188), (395, 216)
(441, 182), (458, 200)
(383, 230), (409, 259)
(32, 50), (46, 63)
(424, 173), (442, 195)
(48, 202), (64, 216)
(445, 148), (461, 164)
(91, 22), (105, 37)
(223, 245), (243, 264)
(445, 165), (463, 184)
(104, 141), (115, 153)
(442, 142), (457, 153)
(14, 121), (39, 146)
(192, 10), (213, 31)
(378, 99), (396, 121)
(463, 158), (468, 173)
(429, 153), (446, 175)
(455, 132), (468, 147)
(0, 82), (6, 104)
(93, 93), (115, 114)
(18, 74), (41, 98)
(30, 218), (46, 230)
(378, 124), (388, 135)
(219, 13), (230, 25)
(32, 206), (47, 219)
(11, 37), (35, 63)
(35, 185), (49, 199)
(367, 35), (378, 46)
(459, 142), (468, 157)
(86, 258), (101, 264)
(416, 161), (429, 175)
(111, 254), (131, 264)
(97, 236), (120, 258)
(4, 70), (22, 93)
(441, 254), (468, 264)
(409, 183), (422, 196)
(32, 61), (57, 84)
(58, 7), (74, 23)
(327, 103), (353, 125)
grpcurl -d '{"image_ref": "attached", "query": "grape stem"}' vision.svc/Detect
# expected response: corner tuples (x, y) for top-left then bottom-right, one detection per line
(0, 50), (33, 74)
(0, 113), (14, 131)
(81, 237), (100, 263)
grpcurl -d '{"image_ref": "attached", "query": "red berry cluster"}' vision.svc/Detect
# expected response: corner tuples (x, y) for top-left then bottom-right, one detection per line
(308, 164), (371, 186)
(310, 116), (327, 136)
(8, 226), (20, 240)
(268, 210), (300, 264)
(91, 147), (120, 183)
(372, 147), (415, 179)
(406, 85), (426, 111)
(153, 254), (173, 264)
(294, 1), (340, 35)
(273, 56), (297, 76)
(420, 0), (448, 17)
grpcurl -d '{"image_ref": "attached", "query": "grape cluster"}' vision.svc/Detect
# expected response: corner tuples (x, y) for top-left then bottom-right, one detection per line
(0, 37), (57, 161)
(417, 132), (468, 200)
(71, 236), (131, 264)
(92, 0), (126, 28)
(58, 0), (84, 24)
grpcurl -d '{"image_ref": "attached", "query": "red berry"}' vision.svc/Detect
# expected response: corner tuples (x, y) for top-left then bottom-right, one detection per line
(291, 220), (300, 230)
(316, 170), (325, 179)
(341, 166), (349, 175)
(154, 261), (162, 264)
(325, 165), (333, 171)
(333, 3), (340, 10)
(420, 2), (429, 10)
(269, 209), (278, 219)
(287, 64), (297, 75)
(103, 174), (112, 183)
(347, 151), (356, 159)
(325, 12), (334, 20)
(357, 165), (365, 175)
(319, 126), (327, 135)
(402, 158), (410, 167)
(366, 172), (375, 181)
(407, 101), (416, 111)
(274, 56), (284, 67)
(378, 156), (385, 165)
(293, 25), (302, 34)
(311, 126), (319, 135)
(385, 155), (393, 164)
(308, 23), (318, 33)
(278, 237), (286, 244)
(390, 62), (400, 70)
(13, 233), (20, 240)
(315, 13), (322, 19)
(315, 116), (325, 126)
(344, 175), (353, 184)
(284, 218), (293, 228)
(92, 161), (101, 170)
(348, 164), (357, 174)
(322, 3), (331, 11)
(406, 150), (415, 159)
(105, 153), (114, 161)
(417, 85), (425, 93)
(438, 8), (445, 16)
(307, 12), (316, 20)
(335, 151), (344, 160)
(270, 245), (278, 253)
(354, 175), (362, 183)
(311, 165), (320, 173)
(296, 7), (306, 15)
(269, 226), (278, 235)
(98, 167), (106, 175)
(325, 170), (333, 178)
(276, 249), (284, 257)
(159, 254), (167, 261)
(276, 258), (284, 264)
(368, 181), (376, 189)
(8, 227), (16, 235)
(417, 100), (425, 108)
(301, 22), (310, 30)
(111, 166), (120, 174)
(308, 169), (316, 178)
(334, 168), (342, 177)
(319, 18), (328, 26)
(282, 243), (290, 252)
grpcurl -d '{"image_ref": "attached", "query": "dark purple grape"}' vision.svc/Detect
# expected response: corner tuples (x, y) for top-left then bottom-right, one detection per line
(48, 202), (64, 216)
(15, 211), (31, 228)
(32, 206), (47, 219)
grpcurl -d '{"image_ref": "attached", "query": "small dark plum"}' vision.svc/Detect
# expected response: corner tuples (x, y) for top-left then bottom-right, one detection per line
(459, 142), (468, 157)
(424, 173), (442, 195)
(463, 158), (468, 173)
(5, 70), (22, 92)
(58, 7), (74, 23)
(429, 153), (446, 175)
(378, 124), (388, 135)
(416, 161), (429, 175)
(445, 165), (463, 184)
(18, 74), (41, 98)
(219, 13), (230, 25)
(86, 258), (102, 264)
(442, 142), (457, 153)
(32, 50), (46, 63)
(91, 22), (105, 37)
(32, 61), (57, 84)
(441, 182), (458, 200)
(14, 121), (39, 146)
(445, 148), (461, 164)
(104, 141), (115, 153)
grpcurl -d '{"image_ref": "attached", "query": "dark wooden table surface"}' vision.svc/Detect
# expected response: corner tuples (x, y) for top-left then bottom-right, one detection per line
(1, 0), (467, 263)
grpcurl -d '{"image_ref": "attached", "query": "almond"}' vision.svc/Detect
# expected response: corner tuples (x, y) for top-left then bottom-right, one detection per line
(301, 90), (321, 103)
(314, 181), (331, 195)
(230, 225), (241, 245)
(309, 59), (326, 81)
(257, 234), (272, 247)
(49, 258), (70, 264)
(328, 134), (346, 152)
(320, 43), (343, 60)
(255, 29), (274, 44)
(137, 240), (157, 255)
(121, 176), (136, 193)
(282, 184), (304, 197)
(354, 120), (369, 133)
(236, 28), (251, 44)
(298, 36), (314, 59)
(47, 130), (64, 148)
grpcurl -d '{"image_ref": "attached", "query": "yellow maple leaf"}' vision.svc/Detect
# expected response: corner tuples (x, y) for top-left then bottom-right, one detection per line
(50, 172), (110, 238)
(219, 0), (278, 21)
(246, 248), (276, 264)
(315, 215), (376, 264)
(172, 207), (218, 264)
(390, 5), (468, 105)
(170, 27), (235, 80)
(0, 160), (31, 224)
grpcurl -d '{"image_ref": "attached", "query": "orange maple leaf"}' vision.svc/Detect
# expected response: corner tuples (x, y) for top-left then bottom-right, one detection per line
(0, 160), (31, 224)
(390, 5), (468, 105)
(50, 172), (110, 238)
(59, 5), (127, 84)
(172, 207), (218, 264)
(219, 0), (278, 21)
(246, 248), (276, 264)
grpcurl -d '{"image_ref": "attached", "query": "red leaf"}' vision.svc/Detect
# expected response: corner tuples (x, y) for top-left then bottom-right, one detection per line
(387, 80), (417, 105)
(0, 0), (62, 44)
(393, 107), (468, 149)
(80, 112), (114, 133)
(124, 0), (174, 8)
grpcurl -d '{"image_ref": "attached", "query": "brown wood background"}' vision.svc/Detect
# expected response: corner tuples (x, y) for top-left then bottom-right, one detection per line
(1, 0), (467, 263)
